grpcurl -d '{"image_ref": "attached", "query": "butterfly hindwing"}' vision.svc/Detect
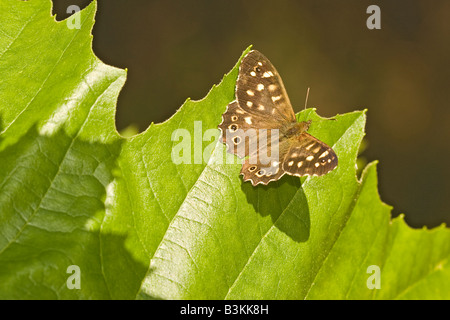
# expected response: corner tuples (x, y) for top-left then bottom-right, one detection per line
(240, 158), (285, 186)
(282, 132), (338, 177)
(240, 138), (292, 186)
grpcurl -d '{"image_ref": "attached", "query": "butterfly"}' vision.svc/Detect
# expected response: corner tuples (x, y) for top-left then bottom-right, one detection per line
(218, 50), (338, 186)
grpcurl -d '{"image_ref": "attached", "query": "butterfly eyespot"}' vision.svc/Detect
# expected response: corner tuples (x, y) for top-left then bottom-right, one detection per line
(232, 136), (241, 144)
(320, 158), (327, 163)
(229, 124), (238, 132)
(257, 169), (265, 176)
(249, 166), (257, 172)
(231, 115), (238, 121)
(255, 66), (261, 72)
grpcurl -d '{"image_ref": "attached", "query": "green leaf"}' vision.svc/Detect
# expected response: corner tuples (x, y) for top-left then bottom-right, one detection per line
(1, 1), (449, 300)
(0, 0), (129, 299)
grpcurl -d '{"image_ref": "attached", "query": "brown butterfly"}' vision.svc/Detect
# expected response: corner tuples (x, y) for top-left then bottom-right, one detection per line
(218, 50), (338, 186)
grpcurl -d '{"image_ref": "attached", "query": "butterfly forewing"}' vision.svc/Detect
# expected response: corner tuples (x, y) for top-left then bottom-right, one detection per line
(236, 50), (296, 123)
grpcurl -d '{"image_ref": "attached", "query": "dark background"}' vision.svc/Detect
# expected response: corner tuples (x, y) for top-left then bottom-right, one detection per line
(52, 0), (450, 228)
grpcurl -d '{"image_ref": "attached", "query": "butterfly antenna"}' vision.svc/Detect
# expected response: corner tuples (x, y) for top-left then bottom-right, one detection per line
(304, 87), (310, 110)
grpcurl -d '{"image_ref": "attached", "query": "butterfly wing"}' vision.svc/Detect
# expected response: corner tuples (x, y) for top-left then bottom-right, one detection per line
(240, 138), (292, 186)
(236, 50), (296, 123)
(282, 132), (338, 177)
(219, 50), (296, 159)
(219, 101), (282, 159)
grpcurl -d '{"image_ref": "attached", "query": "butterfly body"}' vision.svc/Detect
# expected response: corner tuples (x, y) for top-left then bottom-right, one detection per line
(283, 120), (311, 138)
(219, 50), (338, 186)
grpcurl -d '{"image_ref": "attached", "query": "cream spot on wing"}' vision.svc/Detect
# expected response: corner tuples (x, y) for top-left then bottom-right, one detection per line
(319, 151), (329, 158)
(257, 84), (264, 91)
(263, 71), (274, 78)
(297, 161), (303, 168)
(246, 90), (254, 96)
(258, 105), (265, 110)
(250, 71), (256, 76)
(315, 162), (320, 167)
(236, 109), (244, 114)
(305, 143), (315, 150)
(291, 153), (298, 157)
(306, 155), (314, 161)
(245, 117), (252, 125)
(258, 61), (263, 66)
(271, 95), (282, 102)
(313, 146), (321, 153)
(288, 161), (294, 166)
(247, 101), (253, 107)
(268, 84), (277, 91)
(328, 159), (332, 163)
